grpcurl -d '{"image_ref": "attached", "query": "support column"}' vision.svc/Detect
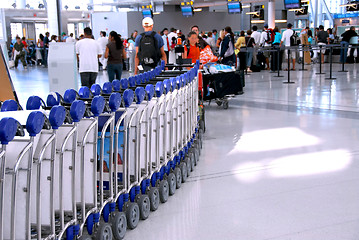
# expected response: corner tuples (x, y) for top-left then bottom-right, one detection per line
(46, 0), (62, 36)
(268, 0), (275, 29)
(313, 0), (318, 28)
(16, 0), (26, 9)
(317, 0), (323, 27)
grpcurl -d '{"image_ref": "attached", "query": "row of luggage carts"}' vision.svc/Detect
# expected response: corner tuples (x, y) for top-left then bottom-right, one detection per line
(0, 60), (203, 240)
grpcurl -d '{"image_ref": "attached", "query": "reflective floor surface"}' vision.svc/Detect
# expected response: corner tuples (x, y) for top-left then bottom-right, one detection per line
(9, 63), (359, 239)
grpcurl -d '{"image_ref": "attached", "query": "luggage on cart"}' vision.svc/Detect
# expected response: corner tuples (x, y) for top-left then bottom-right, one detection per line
(202, 70), (244, 100)
(201, 70), (244, 109)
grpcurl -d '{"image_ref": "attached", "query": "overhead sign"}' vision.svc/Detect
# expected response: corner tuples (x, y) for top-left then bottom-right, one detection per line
(334, 13), (359, 19)
(342, 19), (350, 23)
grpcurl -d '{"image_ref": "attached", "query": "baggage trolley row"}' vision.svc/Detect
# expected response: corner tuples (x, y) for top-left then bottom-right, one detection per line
(0, 60), (204, 240)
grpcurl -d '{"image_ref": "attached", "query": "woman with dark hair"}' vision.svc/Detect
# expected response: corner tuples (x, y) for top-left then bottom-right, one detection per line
(219, 26), (235, 66)
(235, 31), (246, 70)
(327, 28), (335, 44)
(271, 27), (283, 71)
(105, 31), (127, 82)
(37, 34), (45, 65)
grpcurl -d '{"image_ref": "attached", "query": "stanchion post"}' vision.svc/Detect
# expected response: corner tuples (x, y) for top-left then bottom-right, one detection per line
(316, 45), (325, 75)
(275, 46), (283, 77)
(338, 44), (348, 72)
(326, 45), (336, 80)
(283, 48), (295, 84)
(299, 45), (307, 71)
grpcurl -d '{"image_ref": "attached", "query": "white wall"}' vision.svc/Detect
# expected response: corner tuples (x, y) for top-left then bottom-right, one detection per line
(91, 12), (128, 40)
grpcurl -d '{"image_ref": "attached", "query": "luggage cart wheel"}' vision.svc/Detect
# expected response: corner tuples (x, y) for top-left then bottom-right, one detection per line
(199, 119), (205, 134)
(180, 162), (188, 183)
(159, 180), (169, 203)
(174, 167), (182, 189)
(149, 187), (160, 211)
(111, 212), (127, 240)
(186, 154), (194, 173)
(193, 148), (199, 165)
(190, 152), (196, 170)
(137, 194), (151, 220)
(167, 173), (176, 196)
(198, 128), (204, 150)
(195, 140), (202, 156)
(185, 158), (191, 176)
(223, 100), (229, 109)
(96, 221), (113, 240)
(126, 202), (140, 229)
(78, 234), (92, 240)
(216, 100), (223, 106)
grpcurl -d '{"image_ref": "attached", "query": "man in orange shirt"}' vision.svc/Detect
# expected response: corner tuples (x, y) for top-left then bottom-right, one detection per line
(184, 31), (200, 63)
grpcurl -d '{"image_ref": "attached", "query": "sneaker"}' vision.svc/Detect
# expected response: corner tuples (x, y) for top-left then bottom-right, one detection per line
(247, 69), (252, 73)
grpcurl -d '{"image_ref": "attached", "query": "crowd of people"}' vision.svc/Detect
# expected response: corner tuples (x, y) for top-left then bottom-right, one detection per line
(8, 17), (359, 88)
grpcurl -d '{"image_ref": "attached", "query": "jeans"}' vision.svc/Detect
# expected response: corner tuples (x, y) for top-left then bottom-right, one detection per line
(246, 48), (253, 67)
(42, 48), (48, 66)
(107, 63), (123, 82)
(340, 41), (349, 63)
(80, 72), (98, 88)
(129, 50), (136, 72)
(15, 51), (26, 67)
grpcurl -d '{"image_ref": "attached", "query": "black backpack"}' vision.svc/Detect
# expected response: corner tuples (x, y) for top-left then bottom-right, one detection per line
(290, 31), (300, 46)
(138, 32), (161, 67)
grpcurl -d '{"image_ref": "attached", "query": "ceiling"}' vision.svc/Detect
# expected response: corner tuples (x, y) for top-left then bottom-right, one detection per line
(93, 0), (270, 7)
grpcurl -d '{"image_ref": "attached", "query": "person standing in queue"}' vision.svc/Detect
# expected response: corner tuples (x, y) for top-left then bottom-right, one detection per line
(162, 28), (171, 62)
(271, 27), (283, 71)
(183, 31), (200, 63)
(97, 31), (108, 70)
(340, 26), (358, 64)
(76, 27), (102, 88)
(105, 31), (127, 82)
(43, 32), (50, 67)
(135, 17), (167, 75)
(235, 31), (246, 70)
(190, 25), (208, 50)
(316, 25), (329, 64)
(219, 26), (235, 66)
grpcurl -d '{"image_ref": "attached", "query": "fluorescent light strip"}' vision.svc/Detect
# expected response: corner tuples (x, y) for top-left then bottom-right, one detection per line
(246, 11), (259, 15)
(153, 12), (160, 15)
(339, 3), (357, 7)
(193, 8), (202, 12)
(288, 8), (304, 11)
(275, 19), (287, 23)
(251, 20), (265, 23)
(242, 5), (250, 8)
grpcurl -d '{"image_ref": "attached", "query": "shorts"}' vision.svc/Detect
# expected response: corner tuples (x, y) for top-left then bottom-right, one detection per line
(318, 42), (326, 51)
(262, 46), (271, 58)
(285, 49), (296, 59)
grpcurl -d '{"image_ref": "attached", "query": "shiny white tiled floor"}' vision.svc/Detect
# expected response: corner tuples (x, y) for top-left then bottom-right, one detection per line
(9, 64), (359, 239)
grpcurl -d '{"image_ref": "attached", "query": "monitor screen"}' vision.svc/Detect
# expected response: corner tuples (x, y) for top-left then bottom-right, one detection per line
(227, 2), (242, 14)
(181, 6), (193, 17)
(284, 0), (301, 9)
(142, 9), (153, 18)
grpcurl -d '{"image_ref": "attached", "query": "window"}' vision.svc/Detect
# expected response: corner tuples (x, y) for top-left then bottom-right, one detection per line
(10, 23), (23, 40)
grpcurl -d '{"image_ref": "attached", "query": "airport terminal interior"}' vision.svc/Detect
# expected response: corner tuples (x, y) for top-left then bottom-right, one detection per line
(1, 0), (359, 239)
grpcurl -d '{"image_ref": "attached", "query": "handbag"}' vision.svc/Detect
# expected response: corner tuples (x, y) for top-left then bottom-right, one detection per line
(8, 59), (15, 68)
(224, 36), (234, 58)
